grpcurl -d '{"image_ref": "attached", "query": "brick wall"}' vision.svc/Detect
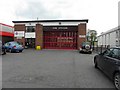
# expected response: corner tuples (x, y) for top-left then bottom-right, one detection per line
(35, 24), (43, 49)
(77, 24), (86, 49)
(14, 24), (26, 47)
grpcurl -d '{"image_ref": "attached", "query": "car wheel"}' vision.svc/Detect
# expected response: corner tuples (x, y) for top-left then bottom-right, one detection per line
(114, 73), (120, 90)
(6, 49), (9, 52)
(1, 51), (5, 55)
(4, 51), (6, 55)
(2, 50), (6, 55)
(94, 58), (98, 68)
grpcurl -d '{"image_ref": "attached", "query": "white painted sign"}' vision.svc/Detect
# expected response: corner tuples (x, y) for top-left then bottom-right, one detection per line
(79, 35), (86, 38)
(14, 31), (25, 37)
(52, 27), (68, 29)
(16, 37), (22, 39)
(25, 32), (36, 38)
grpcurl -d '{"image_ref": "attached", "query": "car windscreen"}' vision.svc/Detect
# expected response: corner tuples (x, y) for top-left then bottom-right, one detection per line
(11, 42), (21, 46)
(82, 42), (90, 46)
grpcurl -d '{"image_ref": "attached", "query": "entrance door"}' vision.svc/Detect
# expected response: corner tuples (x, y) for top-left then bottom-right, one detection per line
(43, 31), (77, 49)
(25, 38), (35, 48)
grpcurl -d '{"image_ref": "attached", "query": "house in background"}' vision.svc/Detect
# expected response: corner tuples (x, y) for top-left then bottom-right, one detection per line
(0, 23), (14, 43)
(97, 26), (120, 47)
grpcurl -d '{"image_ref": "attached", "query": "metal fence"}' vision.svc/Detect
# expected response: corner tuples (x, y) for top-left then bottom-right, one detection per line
(93, 45), (110, 53)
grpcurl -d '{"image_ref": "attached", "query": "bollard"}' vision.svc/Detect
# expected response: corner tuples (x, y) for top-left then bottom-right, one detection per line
(36, 46), (41, 50)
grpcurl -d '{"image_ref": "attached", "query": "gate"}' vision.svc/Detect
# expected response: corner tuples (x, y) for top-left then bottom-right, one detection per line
(43, 31), (77, 49)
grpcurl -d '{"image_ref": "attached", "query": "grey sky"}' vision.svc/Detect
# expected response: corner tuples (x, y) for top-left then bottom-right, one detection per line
(15, 1), (61, 19)
(0, 0), (119, 35)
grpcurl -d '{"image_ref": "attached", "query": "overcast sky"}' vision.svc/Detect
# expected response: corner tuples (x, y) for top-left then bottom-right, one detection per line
(0, 0), (119, 35)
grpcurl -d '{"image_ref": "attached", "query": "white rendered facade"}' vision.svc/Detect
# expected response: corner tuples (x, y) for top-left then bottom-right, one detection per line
(98, 26), (120, 47)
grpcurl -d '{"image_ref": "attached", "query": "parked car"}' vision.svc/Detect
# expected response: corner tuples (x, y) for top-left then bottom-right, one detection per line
(79, 42), (92, 54)
(94, 47), (120, 89)
(4, 41), (24, 53)
(0, 40), (6, 55)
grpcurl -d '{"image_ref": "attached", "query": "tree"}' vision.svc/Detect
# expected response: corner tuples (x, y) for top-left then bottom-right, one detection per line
(86, 30), (97, 50)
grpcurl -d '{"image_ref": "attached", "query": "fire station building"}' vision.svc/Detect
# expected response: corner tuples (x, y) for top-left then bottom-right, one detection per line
(12, 20), (88, 50)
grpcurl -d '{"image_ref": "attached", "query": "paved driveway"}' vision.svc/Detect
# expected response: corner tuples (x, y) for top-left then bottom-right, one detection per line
(2, 49), (115, 88)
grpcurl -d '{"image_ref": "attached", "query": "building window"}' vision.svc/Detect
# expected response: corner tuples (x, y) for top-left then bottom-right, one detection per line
(26, 26), (35, 32)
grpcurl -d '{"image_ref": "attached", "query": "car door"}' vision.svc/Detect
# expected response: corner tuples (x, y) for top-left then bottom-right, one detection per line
(98, 49), (111, 71)
(103, 48), (119, 77)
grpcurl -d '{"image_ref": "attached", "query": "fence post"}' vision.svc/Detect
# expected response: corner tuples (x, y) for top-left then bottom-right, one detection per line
(100, 45), (103, 53)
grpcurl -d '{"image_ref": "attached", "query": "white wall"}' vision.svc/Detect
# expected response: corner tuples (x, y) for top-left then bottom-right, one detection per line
(25, 32), (36, 38)
(110, 32), (116, 46)
(98, 29), (118, 47)
(0, 24), (13, 33)
(106, 34), (109, 45)
(14, 22), (87, 26)
(98, 36), (102, 46)
(103, 35), (105, 45)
